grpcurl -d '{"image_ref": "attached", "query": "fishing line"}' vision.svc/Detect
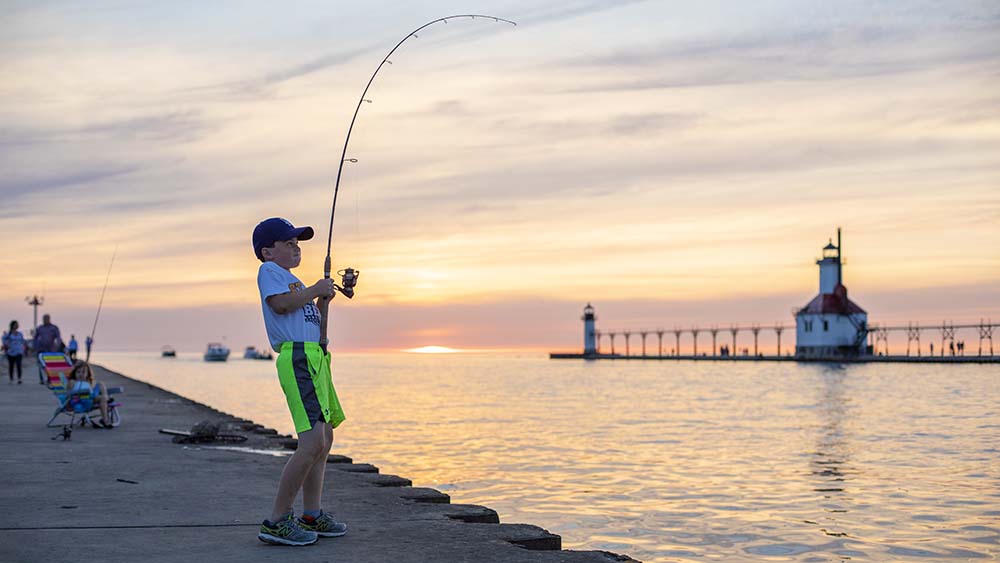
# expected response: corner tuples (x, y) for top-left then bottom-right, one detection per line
(86, 244), (118, 362)
(318, 14), (516, 351)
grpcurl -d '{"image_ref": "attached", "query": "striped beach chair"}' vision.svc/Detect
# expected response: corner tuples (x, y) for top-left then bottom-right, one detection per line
(39, 352), (73, 390)
(42, 353), (122, 428)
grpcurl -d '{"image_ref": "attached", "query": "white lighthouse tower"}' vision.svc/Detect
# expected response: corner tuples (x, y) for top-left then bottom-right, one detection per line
(795, 229), (868, 358)
(582, 303), (597, 357)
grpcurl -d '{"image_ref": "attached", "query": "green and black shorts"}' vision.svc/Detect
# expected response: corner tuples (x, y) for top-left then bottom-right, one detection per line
(276, 342), (346, 433)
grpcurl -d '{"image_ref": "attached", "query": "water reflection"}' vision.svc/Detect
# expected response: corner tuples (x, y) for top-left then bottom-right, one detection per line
(95, 352), (1000, 563)
(811, 366), (853, 540)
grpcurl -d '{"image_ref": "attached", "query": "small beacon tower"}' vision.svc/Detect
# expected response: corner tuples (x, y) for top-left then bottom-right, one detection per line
(582, 303), (597, 357)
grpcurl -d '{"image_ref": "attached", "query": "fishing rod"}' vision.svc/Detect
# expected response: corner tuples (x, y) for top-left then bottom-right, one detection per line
(86, 244), (117, 362)
(318, 14), (517, 352)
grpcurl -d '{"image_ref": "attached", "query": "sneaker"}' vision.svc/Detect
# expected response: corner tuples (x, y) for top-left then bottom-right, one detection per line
(298, 511), (348, 537)
(258, 514), (318, 546)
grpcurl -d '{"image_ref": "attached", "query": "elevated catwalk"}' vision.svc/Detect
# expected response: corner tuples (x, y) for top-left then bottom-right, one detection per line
(549, 353), (1000, 363)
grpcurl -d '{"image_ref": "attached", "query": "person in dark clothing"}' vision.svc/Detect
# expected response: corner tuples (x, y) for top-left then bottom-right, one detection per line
(2, 320), (26, 384)
(33, 314), (62, 353)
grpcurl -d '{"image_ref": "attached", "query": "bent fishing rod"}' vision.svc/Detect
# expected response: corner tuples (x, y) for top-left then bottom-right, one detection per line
(318, 14), (516, 352)
(85, 244), (117, 362)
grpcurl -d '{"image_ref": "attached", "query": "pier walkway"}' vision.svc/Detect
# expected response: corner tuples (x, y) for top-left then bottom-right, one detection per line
(0, 357), (636, 563)
(550, 353), (1000, 363)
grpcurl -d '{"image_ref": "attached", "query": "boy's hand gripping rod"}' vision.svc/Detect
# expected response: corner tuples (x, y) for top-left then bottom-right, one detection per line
(318, 14), (516, 353)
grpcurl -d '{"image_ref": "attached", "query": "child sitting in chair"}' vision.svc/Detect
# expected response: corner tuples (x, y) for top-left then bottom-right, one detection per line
(67, 361), (113, 429)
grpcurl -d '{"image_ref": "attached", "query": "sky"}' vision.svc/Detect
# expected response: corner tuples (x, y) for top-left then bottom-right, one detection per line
(1, 0), (998, 353)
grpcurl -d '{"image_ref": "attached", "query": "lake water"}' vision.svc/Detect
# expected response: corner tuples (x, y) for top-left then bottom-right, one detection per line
(95, 351), (999, 562)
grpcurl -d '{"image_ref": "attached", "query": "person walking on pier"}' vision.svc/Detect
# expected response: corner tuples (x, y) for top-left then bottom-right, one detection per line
(67, 335), (78, 360)
(33, 314), (61, 353)
(252, 217), (347, 546)
(2, 321), (26, 384)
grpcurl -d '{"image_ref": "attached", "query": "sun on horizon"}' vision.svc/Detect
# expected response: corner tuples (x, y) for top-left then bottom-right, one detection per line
(403, 345), (463, 354)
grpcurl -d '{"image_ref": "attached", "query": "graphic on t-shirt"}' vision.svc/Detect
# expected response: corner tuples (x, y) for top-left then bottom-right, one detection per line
(289, 282), (321, 326)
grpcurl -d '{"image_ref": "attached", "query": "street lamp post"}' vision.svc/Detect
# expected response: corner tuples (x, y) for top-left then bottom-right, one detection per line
(25, 295), (43, 336)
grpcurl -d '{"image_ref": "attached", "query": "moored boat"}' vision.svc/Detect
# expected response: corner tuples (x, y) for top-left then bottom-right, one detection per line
(161, 346), (177, 357)
(204, 343), (230, 362)
(243, 346), (274, 360)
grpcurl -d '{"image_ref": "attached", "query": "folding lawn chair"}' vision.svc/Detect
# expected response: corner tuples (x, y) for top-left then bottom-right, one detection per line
(39, 352), (73, 390)
(42, 353), (123, 428)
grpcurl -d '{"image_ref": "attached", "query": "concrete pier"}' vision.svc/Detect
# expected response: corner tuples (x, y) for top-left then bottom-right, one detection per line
(0, 357), (638, 563)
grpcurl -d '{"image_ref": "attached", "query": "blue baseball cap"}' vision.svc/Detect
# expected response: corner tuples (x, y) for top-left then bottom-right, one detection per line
(252, 217), (315, 262)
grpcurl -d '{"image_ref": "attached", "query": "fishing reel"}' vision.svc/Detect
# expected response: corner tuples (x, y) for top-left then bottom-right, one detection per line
(333, 268), (360, 299)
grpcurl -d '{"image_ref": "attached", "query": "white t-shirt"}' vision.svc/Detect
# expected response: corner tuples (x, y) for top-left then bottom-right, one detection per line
(257, 262), (322, 352)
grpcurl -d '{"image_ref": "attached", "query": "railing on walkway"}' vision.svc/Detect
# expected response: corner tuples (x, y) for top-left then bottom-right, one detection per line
(592, 319), (997, 358)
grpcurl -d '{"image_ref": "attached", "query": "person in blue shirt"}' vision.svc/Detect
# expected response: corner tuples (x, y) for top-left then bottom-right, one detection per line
(67, 335), (79, 360)
(66, 361), (113, 428)
(2, 320), (26, 384)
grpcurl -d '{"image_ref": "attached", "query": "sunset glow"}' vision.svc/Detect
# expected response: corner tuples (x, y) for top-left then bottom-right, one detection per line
(404, 346), (462, 354)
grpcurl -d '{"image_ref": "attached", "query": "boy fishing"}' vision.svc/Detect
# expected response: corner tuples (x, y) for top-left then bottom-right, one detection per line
(252, 217), (347, 546)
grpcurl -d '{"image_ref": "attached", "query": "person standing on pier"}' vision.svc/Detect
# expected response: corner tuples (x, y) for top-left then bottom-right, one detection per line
(2, 320), (26, 384)
(252, 217), (347, 547)
(67, 335), (78, 360)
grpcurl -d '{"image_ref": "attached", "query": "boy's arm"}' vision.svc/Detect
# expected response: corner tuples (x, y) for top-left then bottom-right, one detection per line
(266, 279), (335, 314)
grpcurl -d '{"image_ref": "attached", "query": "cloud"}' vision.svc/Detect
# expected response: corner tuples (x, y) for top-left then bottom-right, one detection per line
(352, 134), (998, 219)
(248, 46), (372, 90)
(0, 165), (137, 201)
(407, 101), (703, 138)
(515, 0), (653, 28)
(0, 111), (215, 147)
(175, 44), (374, 100)
(557, 19), (1000, 92)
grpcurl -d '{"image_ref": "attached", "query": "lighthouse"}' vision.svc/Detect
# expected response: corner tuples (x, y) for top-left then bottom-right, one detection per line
(794, 229), (868, 358)
(582, 303), (597, 357)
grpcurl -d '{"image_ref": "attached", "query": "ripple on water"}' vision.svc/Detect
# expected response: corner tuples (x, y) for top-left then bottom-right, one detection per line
(745, 542), (819, 556)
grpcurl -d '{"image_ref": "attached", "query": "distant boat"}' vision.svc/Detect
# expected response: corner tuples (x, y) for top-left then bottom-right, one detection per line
(161, 346), (177, 358)
(204, 343), (230, 362)
(243, 346), (274, 360)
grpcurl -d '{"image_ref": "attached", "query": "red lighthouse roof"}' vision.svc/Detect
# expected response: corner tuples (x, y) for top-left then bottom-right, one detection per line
(797, 284), (866, 316)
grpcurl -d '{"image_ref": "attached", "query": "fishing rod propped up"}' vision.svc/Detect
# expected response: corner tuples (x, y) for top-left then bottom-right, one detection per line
(86, 244), (118, 362)
(318, 14), (516, 352)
